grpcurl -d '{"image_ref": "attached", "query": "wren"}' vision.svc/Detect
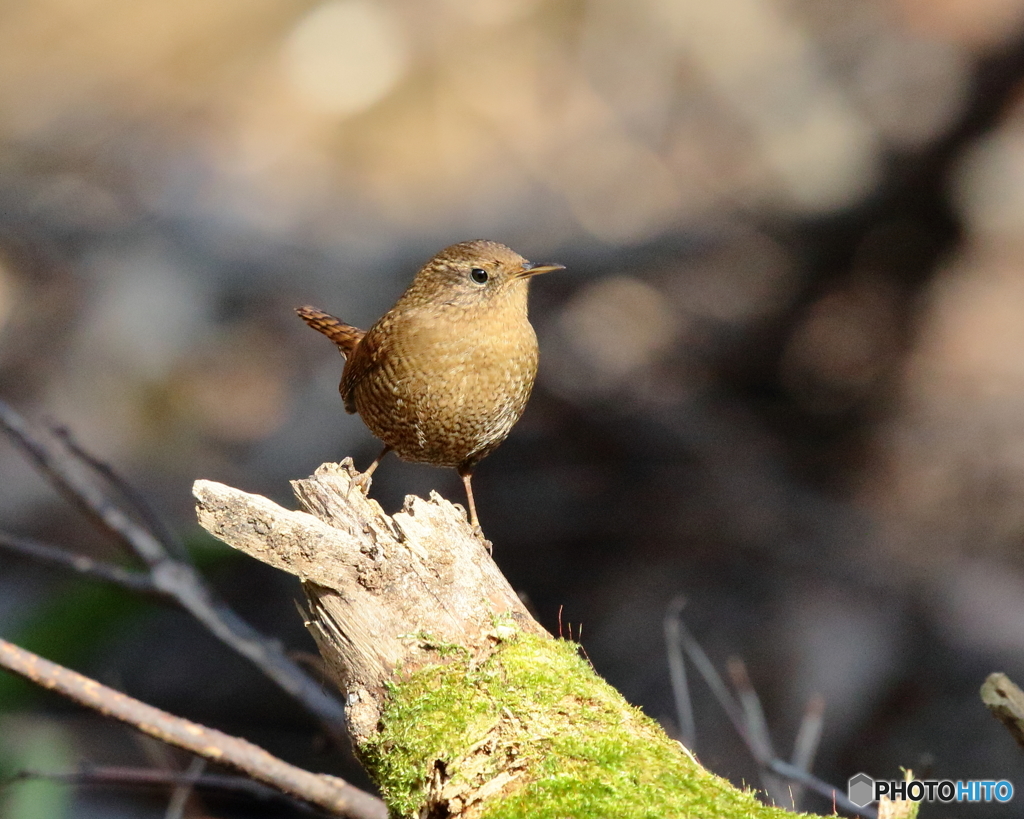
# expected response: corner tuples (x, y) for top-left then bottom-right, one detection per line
(296, 240), (563, 530)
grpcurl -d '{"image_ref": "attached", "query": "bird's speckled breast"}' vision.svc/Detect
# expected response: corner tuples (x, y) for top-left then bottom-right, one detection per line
(351, 299), (539, 468)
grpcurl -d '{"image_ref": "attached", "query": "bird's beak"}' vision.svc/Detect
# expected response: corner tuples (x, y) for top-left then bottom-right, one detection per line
(518, 261), (565, 278)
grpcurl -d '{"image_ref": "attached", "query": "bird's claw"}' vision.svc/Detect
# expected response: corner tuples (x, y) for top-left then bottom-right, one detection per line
(469, 524), (492, 553)
(346, 471), (373, 499)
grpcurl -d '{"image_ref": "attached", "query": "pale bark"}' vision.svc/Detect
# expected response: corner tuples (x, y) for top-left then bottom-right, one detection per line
(193, 461), (805, 818)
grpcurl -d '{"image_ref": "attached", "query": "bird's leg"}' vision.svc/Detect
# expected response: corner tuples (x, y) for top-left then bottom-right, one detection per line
(351, 444), (391, 495)
(364, 444), (392, 479)
(461, 472), (478, 529)
(457, 464), (489, 548)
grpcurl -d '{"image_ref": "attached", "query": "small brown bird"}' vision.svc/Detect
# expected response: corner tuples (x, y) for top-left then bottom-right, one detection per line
(297, 240), (563, 530)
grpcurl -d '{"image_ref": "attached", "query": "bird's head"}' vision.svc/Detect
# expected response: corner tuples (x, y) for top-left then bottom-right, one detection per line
(401, 240), (563, 311)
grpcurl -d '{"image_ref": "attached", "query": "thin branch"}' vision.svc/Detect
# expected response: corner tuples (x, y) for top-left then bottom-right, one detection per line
(0, 400), (347, 743)
(727, 657), (789, 809)
(764, 758), (875, 818)
(51, 423), (189, 561)
(0, 400), (166, 566)
(164, 756), (205, 819)
(0, 531), (158, 595)
(664, 600), (876, 819)
(156, 564), (349, 744)
(663, 601), (750, 744)
(789, 694), (825, 810)
(4, 766), (327, 816)
(0, 639), (386, 819)
(727, 657), (776, 761)
(663, 597), (695, 749)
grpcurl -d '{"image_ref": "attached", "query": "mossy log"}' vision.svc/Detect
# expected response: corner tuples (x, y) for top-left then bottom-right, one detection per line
(193, 462), (805, 818)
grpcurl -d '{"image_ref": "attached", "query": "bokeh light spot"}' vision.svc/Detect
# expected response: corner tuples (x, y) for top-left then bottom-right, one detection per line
(283, 0), (409, 117)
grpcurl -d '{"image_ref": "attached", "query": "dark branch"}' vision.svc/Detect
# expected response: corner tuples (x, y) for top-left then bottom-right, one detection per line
(0, 531), (158, 595)
(788, 694), (825, 810)
(50, 423), (189, 561)
(5, 766), (328, 815)
(727, 656), (789, 809)
(665, 598), (876, 819)
(663, 597), (695, 749)
(0, 639), (386, 819)
(0, 400), (347, 743)
(0, 399), (167, 566)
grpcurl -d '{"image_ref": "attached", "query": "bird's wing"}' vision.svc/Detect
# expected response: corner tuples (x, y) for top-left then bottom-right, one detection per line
(339, 322), (387, 414)
(295, 306), (365, 358)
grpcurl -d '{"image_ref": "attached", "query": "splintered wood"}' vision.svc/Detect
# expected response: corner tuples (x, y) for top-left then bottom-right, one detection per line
(192, 460), (547, 742)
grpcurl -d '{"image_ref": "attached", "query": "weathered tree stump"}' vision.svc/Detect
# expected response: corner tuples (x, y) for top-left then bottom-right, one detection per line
(193, 461), (804, 818)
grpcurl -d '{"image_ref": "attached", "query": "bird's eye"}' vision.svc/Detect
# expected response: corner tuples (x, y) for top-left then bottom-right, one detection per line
(470, 267), (489, 284)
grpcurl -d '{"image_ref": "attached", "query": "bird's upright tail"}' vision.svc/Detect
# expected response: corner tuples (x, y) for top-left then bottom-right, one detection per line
(295, 306), (365, 358)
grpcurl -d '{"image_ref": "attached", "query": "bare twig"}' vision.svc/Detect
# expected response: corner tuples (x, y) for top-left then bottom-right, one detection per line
(50, 424), (189, 561)
(0, 639), (387, 819)
(4, 766), (327, 816)
(789, 694), (825, 810)
(0, 401), (166, 566)
(664, 600), (876, 819)
(0, 400), (346, 743)
(164, 756), (205, 819)
(763, 757), (875, 818)
(663, 597), (695, 749)
(981, 672), (1024, 752)
(0, 531), (158, 595)
(727, 657), (776, 761)
(727, 657), (789, 809)
(664, 600), (749, 743)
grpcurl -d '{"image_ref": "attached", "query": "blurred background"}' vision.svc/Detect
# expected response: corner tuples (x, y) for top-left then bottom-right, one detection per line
(2, 0), (1024, 815)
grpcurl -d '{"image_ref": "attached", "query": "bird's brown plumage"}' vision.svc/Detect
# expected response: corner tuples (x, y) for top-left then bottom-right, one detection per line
(296, 240), (562, 530)
(295, 306), (365, 358)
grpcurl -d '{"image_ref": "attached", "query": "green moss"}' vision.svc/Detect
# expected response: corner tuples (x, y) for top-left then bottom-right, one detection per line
(361, 633), (809, 819)
(401, 632), (472, 659)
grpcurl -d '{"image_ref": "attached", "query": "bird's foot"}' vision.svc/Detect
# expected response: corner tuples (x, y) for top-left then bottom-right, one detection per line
(471, 525), (493, 553)
(453, 503), (491, 550)
(347, 471), (373, 499)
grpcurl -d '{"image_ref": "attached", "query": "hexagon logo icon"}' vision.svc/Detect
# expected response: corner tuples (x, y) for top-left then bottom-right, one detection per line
(848, 773), (875, 808)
